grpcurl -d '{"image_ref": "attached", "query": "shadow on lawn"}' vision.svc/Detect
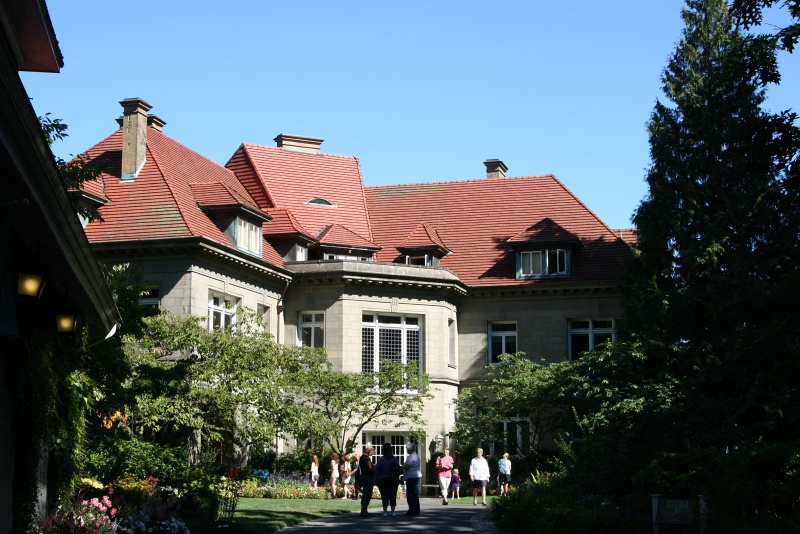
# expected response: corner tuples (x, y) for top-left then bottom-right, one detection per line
(227, 509), (351, 534)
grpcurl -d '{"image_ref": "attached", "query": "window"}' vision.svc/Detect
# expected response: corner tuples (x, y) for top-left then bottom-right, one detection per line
(569, 319), (615, 360)
(324, 252), (371, 261)
(406, 254), (432, 266)
(305, 197), (337, 207)
(361, 314), (421, 373)
(140, 286), (160, 311)
(519, 248), (568, 278)
(489, 322), (517, 364)
(257, 304), (270, 334)
(236, 218), (262, 256)
(448, 318), (457, 367)
(489, 419), (530, 457)
(363, 433), (407, 465)
(300, 312), (325, 348)
(208, 293), (237, 330)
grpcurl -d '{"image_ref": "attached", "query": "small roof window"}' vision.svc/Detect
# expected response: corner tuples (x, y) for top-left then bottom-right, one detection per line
(305, 197), (337, 207)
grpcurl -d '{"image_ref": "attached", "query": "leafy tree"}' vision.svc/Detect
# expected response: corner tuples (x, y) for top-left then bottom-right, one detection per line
(292, 360), (431, 456)
(732, 0), (800, 52)
(39, 113), (105, 222)
(123, 308), (322, 465)
(624, 0), (800, 448)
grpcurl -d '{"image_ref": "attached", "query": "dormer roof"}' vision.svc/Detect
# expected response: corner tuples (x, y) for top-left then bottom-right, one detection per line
(507, 218), (582, 249)
(315, 223), (381, 251)
(396, 222), (451, 256)
(189, 181), (270, 222)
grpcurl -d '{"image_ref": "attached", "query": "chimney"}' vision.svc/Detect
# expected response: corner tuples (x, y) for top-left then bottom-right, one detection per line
(147, 114), (166, 132)
(484, 159), (508, 178)
(274, 133), (323, 154)
(120, 98), (152, 181)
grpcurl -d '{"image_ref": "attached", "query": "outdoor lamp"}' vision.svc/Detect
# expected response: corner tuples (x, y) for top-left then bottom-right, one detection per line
(56, 313), (77, 333)
(17, 272), (45, 299)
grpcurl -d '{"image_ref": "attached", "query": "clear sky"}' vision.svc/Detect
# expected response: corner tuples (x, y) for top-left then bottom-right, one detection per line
(22, 1), (798, 230)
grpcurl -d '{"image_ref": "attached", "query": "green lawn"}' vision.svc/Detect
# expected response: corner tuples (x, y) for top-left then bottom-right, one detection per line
(232, 498), (361, 533)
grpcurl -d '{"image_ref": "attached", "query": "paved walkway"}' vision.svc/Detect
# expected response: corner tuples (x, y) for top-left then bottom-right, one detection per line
(279, 496), (505, 533)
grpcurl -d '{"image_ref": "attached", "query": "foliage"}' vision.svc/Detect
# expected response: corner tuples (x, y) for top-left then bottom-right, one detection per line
(122, 308), (322, 465)
(491, 478), (649, 534)
(291, 358), (431, 456)
(39, 113), (107, 223)
(217, 467), (241, 524)
(38, 492), (119, 534)
(731, 0), (800, 52)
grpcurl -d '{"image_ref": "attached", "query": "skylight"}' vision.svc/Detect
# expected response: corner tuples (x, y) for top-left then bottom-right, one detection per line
(305, 197), (337, 207)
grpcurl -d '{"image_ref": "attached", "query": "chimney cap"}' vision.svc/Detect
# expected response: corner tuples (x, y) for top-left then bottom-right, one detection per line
(119, 97), (152, 113)
(147, 114), (166, 131)
(484, 159), (508, 178)
(274, 133), (324, 154)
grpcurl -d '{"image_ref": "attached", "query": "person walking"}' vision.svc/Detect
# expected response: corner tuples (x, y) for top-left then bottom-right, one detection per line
(469, 447), (490, 506)
(340, 452), (352, 499)
(374, 442), (402, 517)
(450, 468), (461, 500)
(403, 442), (422, 516)
(359, 444), (375, 517)
(436, 447), (455, 505)
(310, 454), (320, 490)
(329, 452), (340, 498)
(498, 452), (512, 496)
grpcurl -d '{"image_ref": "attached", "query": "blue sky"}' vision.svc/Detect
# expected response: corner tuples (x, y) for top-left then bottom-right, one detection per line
(22, 1), (798, 230)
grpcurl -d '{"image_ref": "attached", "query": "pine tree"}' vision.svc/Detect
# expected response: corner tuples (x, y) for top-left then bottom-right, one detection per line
(623, 0), (800, 448)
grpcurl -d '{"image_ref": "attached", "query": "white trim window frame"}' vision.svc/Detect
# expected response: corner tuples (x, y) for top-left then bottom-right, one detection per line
(519, 248), (568, 279)
(489, 321), (517, 365)
(299, 312), (325, 348)
(363, 433), (407, 465)
(236, 218), (262, 256)
(361, 314), (422, 374)
(568, 318), (615, 360)
(208, 293), (237, 330)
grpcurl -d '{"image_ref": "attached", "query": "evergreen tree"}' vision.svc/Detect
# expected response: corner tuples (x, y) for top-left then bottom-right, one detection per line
(624, 0), (800, 448)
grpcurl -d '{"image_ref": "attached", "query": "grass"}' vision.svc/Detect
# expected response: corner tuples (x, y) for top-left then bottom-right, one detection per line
(231, 497), (361, 533)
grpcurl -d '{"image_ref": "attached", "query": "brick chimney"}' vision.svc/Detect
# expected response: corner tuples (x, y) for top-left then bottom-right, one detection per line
(147, 114), (166, 131)
(484, 159), (508, 178)
(120, 98), (152, 181)
(274, 133), (323, 154)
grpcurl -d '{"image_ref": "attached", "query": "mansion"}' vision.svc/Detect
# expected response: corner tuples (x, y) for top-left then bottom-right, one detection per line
(77, 98), (632, 466)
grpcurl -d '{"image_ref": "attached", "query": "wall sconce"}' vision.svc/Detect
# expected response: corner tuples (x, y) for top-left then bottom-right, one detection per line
(17, 272), (45, 299)
(56, 314), (77, 333)
(435, 432), (444, 450)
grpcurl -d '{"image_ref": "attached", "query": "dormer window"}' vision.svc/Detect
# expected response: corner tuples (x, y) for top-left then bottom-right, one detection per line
(236, 218), (262, 256)
(520, 248), (568, 278)
(305, 197), (337, 207)
(406, 254), (434, 267)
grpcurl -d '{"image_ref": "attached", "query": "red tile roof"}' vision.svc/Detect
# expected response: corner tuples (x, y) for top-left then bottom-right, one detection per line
(365, 176), (631, 287)
(396, 222), (451, 254)
(263, 207), (315, 240)
(507, 217), (580, 247)
(79, 128), (284, 268)
(228, 143), (374, 242)
(316, 223), (381, 250)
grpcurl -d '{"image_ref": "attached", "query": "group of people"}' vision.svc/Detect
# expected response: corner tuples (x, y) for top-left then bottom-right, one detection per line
(309, 452), (359, 499)
(310, 444), (512, 516)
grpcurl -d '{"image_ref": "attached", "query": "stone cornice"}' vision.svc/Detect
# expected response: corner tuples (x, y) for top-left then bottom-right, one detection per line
(90, 237), (293, 282)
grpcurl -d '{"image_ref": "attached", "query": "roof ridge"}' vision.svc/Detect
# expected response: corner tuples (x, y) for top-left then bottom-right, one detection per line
(146, 141), (194, 236)
(364, 174), (559, 190)
(240, 144), (278, 208)
(240, 142), (359, 161)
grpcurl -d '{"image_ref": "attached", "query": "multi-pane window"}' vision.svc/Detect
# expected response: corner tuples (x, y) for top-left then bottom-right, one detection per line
(448, 318), (457, 367)
(520, 249), (568, 278)
(140, 286), (160, 313)
(489, 420), (530, 457)
(300, 312), (325, 348)
(363, 433), (407, 465)
(208, 293), (237, 330)
(236, 218), (262, 256)
(256, 304), (270, 334)
(569, 318), (615, 360)
(361, 314), (421, 373)
(406, 254), (432, 266)
(489, 322), (517, 364)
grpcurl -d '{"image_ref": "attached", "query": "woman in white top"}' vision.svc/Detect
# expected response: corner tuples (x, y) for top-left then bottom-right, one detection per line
(330, 452), (340, 498)
(310, 454), (320, 490)
(469, 447), (490, 506)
